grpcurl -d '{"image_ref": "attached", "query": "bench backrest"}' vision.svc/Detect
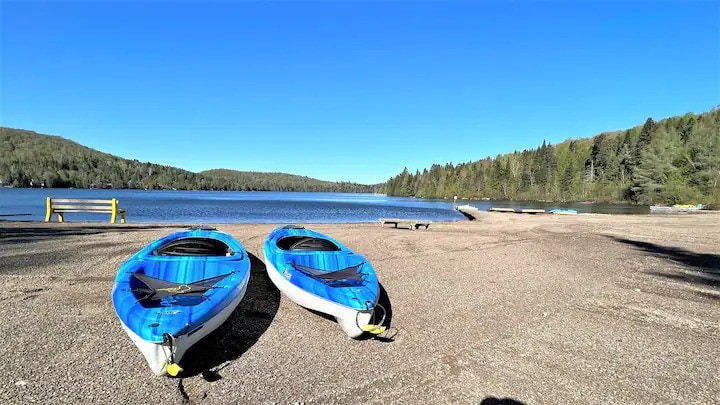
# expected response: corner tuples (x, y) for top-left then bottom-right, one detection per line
(46, 197), (126, 223)
(49, 198), (117, 211)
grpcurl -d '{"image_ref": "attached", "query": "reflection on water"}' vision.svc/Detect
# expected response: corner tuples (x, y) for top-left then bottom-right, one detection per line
(0, 188), (648, 223)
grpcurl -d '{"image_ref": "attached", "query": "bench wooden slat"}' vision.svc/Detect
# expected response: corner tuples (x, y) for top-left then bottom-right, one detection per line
(52, 209), (112, 213)
(379, 218), (433, 224)
(53, 208), (126, 213)
(51, 204), (115, 210)
(51, 199), (113, 204)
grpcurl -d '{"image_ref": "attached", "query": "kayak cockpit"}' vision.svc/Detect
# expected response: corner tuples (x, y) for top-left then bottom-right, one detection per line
(152, 237), (234, 256)
(276, 236), (340, 251)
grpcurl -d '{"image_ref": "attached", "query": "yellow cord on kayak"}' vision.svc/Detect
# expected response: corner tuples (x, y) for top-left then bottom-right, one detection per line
(362, 324), (387, 335)
(166, 363), (183, 377)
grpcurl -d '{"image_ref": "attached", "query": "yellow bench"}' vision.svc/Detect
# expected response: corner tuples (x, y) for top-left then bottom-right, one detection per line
(45, 197), (127, 223)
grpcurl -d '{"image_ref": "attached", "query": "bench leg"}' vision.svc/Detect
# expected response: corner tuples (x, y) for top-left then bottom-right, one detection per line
(45, 197), (52, 222)
(57, 212), (64, 223)
(110, 212), (117, 224)
(121, 213), (126, 224)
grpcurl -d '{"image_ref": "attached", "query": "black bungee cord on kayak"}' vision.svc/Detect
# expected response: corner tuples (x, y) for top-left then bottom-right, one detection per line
(290, 262), (367, 288)
(289, 262), (387, 335)
(129, 271), (235, 303)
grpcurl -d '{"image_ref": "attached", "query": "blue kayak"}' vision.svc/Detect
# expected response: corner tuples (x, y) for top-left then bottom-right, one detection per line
(112, 227), (251, 376)
(263, 225), (385, 337)
(549, 208), (578, 215)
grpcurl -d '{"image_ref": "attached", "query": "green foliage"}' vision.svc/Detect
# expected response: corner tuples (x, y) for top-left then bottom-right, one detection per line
(199, 169), (376, 193)
(0, 128), (377, 193)
(384, 108), (720, 205)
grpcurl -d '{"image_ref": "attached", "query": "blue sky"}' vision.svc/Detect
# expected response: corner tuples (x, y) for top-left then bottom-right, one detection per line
(1, 1), (718, 184)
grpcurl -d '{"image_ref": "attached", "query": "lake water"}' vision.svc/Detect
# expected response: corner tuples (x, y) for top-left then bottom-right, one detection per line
(0, 189), (648, 223)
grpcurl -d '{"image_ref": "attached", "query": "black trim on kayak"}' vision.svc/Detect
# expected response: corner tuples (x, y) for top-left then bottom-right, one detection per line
(277, 236), (340, 251)
(187, 325), (204, 337)
(153, 237), (233, 256)
(282, 224), (305, 229)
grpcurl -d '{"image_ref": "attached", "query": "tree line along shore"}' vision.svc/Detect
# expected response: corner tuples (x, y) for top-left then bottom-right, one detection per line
(2, 107), (718, 205)
(0, 128), (378, 193)
(385, 108), (720, 206)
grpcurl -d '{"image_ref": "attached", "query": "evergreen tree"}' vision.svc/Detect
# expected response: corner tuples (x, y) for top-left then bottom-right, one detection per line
(383, 109), (720, 205)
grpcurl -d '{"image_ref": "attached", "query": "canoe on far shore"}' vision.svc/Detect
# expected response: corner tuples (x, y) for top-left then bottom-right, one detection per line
(650, 204), (705, 214)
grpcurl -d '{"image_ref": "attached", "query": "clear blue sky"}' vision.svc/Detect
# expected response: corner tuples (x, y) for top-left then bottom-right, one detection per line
(1, 1), (718, 184)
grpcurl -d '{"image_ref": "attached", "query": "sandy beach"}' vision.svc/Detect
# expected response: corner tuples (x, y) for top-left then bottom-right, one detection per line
(1, 213), (718, 404)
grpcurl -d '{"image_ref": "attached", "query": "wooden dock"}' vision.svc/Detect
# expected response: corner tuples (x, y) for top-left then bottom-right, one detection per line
(455, 204), (482, 220)
(379, 218), (432, 230)
(488, 207), (547, 214)
(488, 207), (516, 213)
(518, 209), (545, 214)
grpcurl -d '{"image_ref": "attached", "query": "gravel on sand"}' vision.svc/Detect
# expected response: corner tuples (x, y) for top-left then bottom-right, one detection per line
(1, 213), (718, 404)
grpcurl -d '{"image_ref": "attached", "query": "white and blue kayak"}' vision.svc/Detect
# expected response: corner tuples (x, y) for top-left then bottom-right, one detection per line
(263, 225), (385, 338)
(112, 227), (251, 376)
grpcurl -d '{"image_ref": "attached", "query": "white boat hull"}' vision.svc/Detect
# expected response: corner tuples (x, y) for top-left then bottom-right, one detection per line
(120, 271), (250, 376)
(264, 253), (372, 338)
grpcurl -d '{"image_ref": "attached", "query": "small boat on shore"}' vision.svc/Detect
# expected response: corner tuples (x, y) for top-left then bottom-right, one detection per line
(263, 225), (385, 338)
(650, 204), (705, 214)
(673, 204), (704, 210)
(548, 208), (578, 215)
(112, 227), (251, 376)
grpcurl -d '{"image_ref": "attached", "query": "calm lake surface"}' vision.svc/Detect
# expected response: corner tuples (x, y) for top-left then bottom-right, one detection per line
(0, 189), (648, 223)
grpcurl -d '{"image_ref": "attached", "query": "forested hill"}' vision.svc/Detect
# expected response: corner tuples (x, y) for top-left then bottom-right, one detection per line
(199, 169), (376, 193)
(384, 108), (720, 205)
(0, 127), (376, 192)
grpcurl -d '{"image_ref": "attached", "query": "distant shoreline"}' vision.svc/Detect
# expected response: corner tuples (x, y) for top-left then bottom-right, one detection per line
(0, 186), (641, 205)
(0, 186), (380, 194)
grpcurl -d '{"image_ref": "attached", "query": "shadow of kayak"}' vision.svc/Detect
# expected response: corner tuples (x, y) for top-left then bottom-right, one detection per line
(179, 252), (280, 380)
